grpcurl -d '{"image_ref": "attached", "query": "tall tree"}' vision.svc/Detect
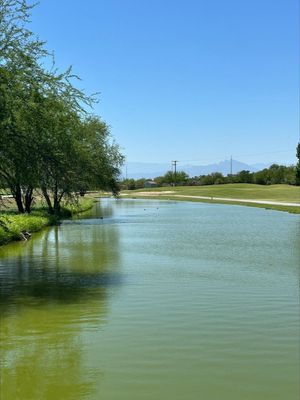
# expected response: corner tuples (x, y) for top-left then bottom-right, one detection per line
(0, 0), (118, 214)
(36, 98), (124, 215)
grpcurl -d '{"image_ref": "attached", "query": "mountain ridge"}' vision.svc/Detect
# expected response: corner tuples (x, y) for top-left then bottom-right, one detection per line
(121, 159), (273, 179)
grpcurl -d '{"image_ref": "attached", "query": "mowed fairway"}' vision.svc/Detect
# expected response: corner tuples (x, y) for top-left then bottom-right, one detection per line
(122, 184), (300, 213)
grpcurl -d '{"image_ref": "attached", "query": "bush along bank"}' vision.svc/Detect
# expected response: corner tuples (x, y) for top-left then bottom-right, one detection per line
(0, 198), (96, 246)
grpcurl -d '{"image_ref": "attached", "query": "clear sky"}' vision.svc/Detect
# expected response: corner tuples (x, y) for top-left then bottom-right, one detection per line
(30, 0), (299, 165)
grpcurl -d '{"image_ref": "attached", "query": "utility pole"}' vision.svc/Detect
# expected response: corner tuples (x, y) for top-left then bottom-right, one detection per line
(172, 160), (178, 186)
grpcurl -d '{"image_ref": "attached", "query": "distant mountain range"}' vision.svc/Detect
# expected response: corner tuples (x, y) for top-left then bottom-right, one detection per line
(121, 160), (271, 179)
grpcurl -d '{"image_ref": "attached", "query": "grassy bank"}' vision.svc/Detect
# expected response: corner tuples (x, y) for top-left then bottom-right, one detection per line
(0, 197), (96, 246)
(122, 184), (300, 214)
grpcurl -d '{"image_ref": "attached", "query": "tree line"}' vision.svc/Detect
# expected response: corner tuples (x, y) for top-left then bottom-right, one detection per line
(121, 158), (300, 190)
(0, 0), (124, 214)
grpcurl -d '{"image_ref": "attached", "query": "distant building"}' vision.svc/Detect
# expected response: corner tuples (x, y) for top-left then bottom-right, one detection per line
(144, 180), (157, 188)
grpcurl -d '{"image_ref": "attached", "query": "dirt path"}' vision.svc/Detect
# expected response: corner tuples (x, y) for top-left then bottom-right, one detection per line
(172, 195), (300, 207)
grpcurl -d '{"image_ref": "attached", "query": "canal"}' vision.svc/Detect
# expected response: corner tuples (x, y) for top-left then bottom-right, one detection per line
(0, 198), (299, 399)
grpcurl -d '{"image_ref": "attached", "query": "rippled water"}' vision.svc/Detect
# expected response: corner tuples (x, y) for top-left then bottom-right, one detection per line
(0, 199), (299, 400)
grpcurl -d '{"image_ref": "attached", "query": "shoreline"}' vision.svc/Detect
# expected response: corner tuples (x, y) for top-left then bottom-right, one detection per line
(0, 197), (97, 247)
(1, 190), (298, 248)
(120, 192), (300, 214)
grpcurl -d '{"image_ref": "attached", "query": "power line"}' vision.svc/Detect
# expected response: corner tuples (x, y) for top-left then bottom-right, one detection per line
(176, 149), (296, 164)
(172, 160), (178, 186)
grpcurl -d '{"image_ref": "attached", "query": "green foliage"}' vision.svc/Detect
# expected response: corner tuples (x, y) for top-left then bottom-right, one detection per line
(0, 213), (49, 244)
(0, 197), (96, 245)
(234, 170), (253, 183)
(60, 198), (96, 217)
(197, 172), (226, 185)
(0, 0), (124, 215)
(122, 163), (298, 190)
(121, 179), (137, 190)
(154, 170), (189, 186)
(252, 164), (296, 185)
(121, 178), (157, 190)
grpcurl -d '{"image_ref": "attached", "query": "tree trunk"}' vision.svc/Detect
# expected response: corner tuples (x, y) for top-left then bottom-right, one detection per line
(41, 186), (54, 214)
(53, 182), (62, 215)
(14, 184), (25, 213)
(24, 186), (34, 213)
(53, 198), (61, 215)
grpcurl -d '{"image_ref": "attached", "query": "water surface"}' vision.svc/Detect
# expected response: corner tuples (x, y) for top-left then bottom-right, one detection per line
(0, 199), (299, 400)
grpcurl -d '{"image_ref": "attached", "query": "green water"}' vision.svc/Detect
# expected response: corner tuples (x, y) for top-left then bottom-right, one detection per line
(0, 199), (299, 400)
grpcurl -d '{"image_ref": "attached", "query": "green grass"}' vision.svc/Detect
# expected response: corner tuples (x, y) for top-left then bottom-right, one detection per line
(122, 184), (300, 213)
(0, 197), (97, 246)
(0, 213), (49, 245)
(59, 197), (97, 217)
(126, 183), (300, 202)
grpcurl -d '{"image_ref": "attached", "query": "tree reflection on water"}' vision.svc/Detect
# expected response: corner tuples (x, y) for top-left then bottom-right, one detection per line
(0, 203), (122, 400)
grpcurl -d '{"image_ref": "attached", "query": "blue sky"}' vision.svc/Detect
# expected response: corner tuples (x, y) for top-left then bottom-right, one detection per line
(30, 0), (299, 165)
